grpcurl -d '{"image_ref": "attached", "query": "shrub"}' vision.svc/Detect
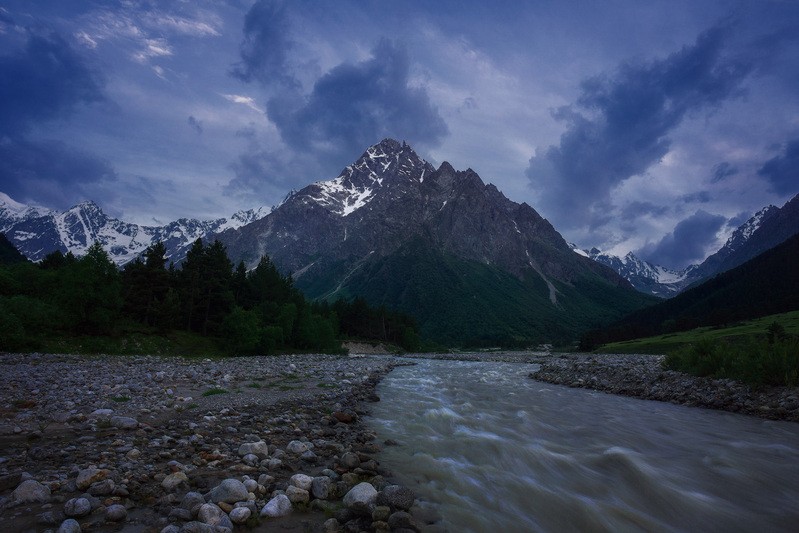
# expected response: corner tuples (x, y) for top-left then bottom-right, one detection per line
(664, 336), (799, 387)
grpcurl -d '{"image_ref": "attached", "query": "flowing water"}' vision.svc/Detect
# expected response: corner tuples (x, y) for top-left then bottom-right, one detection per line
(368, 358), (799, 532)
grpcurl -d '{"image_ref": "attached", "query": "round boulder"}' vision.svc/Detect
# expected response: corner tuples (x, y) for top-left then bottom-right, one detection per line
(13, 479), (51, 503)
(198, 503), (234, 529)
(343, 482), (377, 513)
(76, 468), (110, 491)
(260, 494), (292, 518)
(57, 518), (82, 533)
(286, 485), (309, 504)
(237, 441), (269, 458)
(289, 473), (313, 491)
(286, 440), (309, 454)
(377, 484), (415, 511)
(64, 497), (92, 518)
(229, 506), (251, 524)
(208, 478), (248, 504)
(161, 472), (188, 492)
(105, 504), (128, 522)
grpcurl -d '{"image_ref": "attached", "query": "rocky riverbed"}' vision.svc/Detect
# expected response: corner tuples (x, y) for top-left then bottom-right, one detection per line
(530, 352), (799, 422)
(0, 352), (442, 533)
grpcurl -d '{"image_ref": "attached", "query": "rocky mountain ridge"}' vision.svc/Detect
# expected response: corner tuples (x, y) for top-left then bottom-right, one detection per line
(0, 192), (269, 266)
(574, 198), (798, 298)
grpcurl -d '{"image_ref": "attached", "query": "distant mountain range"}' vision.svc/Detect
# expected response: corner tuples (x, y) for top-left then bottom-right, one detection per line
(5, 138), (795, 344)
(571, 196), (798, 297)
(0, 192), (270, 266)
(0, 139), (654, 345)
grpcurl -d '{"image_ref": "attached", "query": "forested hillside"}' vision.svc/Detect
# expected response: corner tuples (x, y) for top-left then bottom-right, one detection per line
(581, 233), (799, 349)
(0, 237), (419, 354)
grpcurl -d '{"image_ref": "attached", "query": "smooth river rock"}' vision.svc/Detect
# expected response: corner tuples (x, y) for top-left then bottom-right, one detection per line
(260, 494), (292, 518)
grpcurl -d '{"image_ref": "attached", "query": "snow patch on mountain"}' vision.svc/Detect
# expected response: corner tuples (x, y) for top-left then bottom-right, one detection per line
(0, 193), (270, 265)
(305, 139), (433, 217)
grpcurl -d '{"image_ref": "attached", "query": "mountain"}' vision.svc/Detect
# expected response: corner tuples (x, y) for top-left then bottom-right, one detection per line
(582, 232), (799, 348)
(578, 194), (799, 298)
(0, 192), (269, 266)
(219, 139), (655, 345)
(691, 196), (798, 281)
(572, 246), (696, 298)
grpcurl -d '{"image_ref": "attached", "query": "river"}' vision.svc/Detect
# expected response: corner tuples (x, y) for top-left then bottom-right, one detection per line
(367, 358), (799, 532)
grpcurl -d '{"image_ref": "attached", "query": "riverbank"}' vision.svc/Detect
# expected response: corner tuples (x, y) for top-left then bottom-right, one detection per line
(530, 352), (799, 422)
(0, 353), (442, 532)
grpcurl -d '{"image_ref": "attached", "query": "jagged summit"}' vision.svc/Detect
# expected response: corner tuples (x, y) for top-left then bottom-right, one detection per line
(304, 139), (435, 217)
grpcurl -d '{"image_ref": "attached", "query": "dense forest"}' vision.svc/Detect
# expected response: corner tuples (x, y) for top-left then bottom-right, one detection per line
(0, 235), (420, 354)
(580, 232), (799, 350)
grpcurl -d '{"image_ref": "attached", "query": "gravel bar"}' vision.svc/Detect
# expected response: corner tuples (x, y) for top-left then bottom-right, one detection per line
(530, 352), (799, 422)
(0, 352), (442, 533)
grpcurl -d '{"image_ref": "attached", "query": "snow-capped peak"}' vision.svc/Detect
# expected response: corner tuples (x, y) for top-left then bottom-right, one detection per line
(722, 205), (777, 252)
(303, 139), (434, 217)
(0, 192), (53, 228)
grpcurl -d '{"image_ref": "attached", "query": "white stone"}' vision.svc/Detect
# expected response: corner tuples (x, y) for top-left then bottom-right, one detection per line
(260, 494), (292, 518)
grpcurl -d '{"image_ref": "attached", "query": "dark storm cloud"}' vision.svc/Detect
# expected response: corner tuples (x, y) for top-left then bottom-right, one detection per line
(526, 24), (752, 230)
(637, 210), (727, 269)
(758, 139), (799, 196)
(620, 201), (670, 221)
(266, 39), (448, 172)
(0, 137), (117, 209)
(230, 0), (296, 88)
(0, 30), (113, 207)
(679, 190), (712, 204)
(0, 31), (104, 136)
(711, 161), (738, 183)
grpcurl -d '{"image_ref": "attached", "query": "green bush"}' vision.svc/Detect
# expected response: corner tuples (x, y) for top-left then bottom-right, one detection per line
(664, 336), (799, 387)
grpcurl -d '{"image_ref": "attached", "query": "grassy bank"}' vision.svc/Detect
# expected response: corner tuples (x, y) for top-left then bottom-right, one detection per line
(594, 310), (799, 355)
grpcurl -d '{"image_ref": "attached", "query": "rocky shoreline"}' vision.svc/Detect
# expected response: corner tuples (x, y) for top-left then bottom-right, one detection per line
(0, 352), (441, 533)
(529, 352), (799, 422)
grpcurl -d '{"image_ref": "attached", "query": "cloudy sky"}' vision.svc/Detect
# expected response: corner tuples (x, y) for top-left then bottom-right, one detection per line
(1, 0), (797, 269)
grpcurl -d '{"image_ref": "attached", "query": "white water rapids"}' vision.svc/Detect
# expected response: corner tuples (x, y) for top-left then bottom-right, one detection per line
(367, 358), (799, 532)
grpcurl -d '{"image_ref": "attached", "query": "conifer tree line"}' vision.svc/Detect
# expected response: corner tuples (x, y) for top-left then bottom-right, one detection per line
(0, 236), (420, 354)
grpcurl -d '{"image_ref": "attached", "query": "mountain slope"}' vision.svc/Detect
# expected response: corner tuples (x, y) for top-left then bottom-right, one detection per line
(583, 232), (799, 348)
(0, 193), (270, 266)
(221, 139), (655, 345)
(580, 194), (798, 298)
(699, 194), (799, 277)
(575, 247), (696, 297)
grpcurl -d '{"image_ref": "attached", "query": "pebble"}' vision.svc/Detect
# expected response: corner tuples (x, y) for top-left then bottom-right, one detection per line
(0, 353), (402, 532)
